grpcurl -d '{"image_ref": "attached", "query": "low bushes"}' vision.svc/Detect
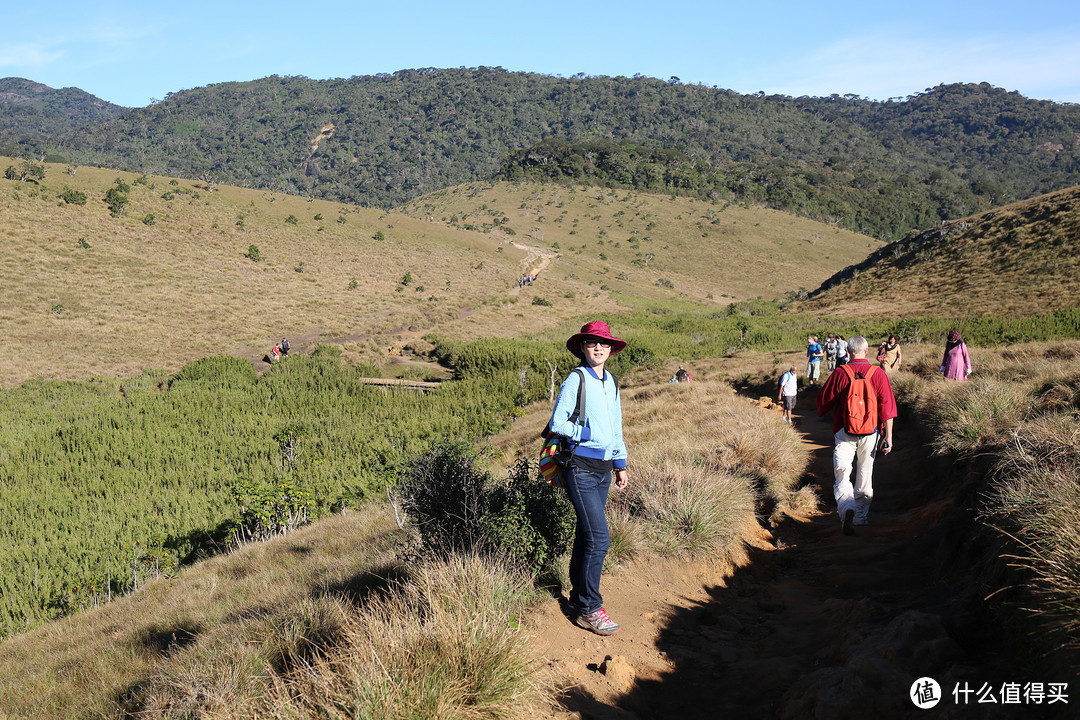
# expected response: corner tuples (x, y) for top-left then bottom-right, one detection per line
(900, 340), (1080, 675)
(397, 441), (573, 575)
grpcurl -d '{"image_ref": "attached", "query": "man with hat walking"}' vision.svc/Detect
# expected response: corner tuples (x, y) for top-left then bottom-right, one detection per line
(549, 320), (629, 635)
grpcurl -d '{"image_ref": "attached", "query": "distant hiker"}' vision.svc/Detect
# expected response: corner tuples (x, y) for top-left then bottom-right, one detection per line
(835, 335), (849, 367)
(940, 329), (972, 381)
(878, 335), (902, 372)
(816, 336), (897, 536)
(675, 365), (690, 383)
(806, 336), (824, 386)
(824, 333), (839, 372)
(549, 320), (629, 636)
(280, 338), (290, 356)
(778, 364), (798, 425)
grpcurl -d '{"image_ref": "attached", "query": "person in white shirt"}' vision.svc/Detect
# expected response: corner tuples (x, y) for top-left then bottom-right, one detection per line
(777, 364), (798, 424)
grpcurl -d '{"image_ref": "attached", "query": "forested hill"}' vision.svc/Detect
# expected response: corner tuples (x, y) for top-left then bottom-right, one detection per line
(4, 68), (1080, 240)
(0, 78), (125, 156)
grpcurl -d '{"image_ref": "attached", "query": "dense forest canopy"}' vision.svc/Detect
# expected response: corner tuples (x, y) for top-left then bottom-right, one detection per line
(1, 68), (1078, 240)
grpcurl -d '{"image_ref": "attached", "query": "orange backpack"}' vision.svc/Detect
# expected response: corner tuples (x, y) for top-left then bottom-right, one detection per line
(841, 364), (879, 435)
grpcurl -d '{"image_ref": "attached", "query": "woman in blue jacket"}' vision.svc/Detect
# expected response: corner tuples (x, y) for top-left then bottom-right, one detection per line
(549, 320), (629, 636)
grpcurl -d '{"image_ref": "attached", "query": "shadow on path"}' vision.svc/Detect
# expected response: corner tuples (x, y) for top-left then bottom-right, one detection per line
(615, 386), (1055, 719)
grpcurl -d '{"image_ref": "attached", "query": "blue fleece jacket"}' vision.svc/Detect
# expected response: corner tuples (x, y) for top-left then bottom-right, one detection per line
(548, 366), (627, 468)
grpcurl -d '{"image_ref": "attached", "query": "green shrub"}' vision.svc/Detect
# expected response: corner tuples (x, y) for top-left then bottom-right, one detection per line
(531, 296), (552, 306)
(246, 244), (262, 262)
(103, 187), (128, 217)
(480, 459), (574, 572)
(397, 444), (572, 575)
(226, 478), (311, 547)
(60, 187), (87, 205)
(285, 215), (298, 225)
(398, 441), (489, 558)
(142, 214), (155, 226)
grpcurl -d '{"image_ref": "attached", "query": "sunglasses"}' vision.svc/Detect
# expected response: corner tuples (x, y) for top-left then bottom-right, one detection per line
(583, 339), (611, 348)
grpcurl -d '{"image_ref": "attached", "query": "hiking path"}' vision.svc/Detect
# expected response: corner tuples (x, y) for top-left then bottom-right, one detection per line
(528, 385), (1029, 720)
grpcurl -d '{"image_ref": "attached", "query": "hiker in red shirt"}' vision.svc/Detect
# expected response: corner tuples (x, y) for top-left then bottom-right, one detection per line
(816, 335), (897, 536)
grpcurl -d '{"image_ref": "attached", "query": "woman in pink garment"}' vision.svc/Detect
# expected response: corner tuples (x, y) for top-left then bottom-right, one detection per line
(940, 329), (972, 381)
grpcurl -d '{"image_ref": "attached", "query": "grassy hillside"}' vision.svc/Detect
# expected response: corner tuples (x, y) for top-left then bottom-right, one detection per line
(798, 185), (1080, 318)
(0, 159), (876, 388)
(399, 181), (879, 304)
(0, 362), (806, 719)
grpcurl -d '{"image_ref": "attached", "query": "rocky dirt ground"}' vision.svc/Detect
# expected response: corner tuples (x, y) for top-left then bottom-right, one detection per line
(525, 386), (1067, 720)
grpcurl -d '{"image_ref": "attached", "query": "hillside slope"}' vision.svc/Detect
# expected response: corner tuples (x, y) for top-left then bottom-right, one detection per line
(1, 161), (874, 387)
(0, 78), (124, 157)
(6, 71), (1080, 241)
(399, 181), (879, 305)
(798, 185), (1080, 318)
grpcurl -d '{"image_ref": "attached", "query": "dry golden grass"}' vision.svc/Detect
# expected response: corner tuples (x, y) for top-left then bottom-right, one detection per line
(799, 185), (1080, 318)
(485, 364), (810, 533)
(1, 162), (875, 388)
(0, 508), (402, 719)
(896, 339), (1080, 674)
(401, 181), (880, 307)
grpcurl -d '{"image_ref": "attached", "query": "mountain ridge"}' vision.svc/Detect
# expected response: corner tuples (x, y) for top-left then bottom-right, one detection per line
(2, 69), (1079, 242)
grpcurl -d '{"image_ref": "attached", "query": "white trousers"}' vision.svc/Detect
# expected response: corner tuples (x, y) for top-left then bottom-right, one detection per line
(833, 429), (878, 523)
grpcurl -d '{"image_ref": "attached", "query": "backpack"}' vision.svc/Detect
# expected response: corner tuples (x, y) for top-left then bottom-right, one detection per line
(538, 368), (618, 488)
(876, 344), (887, 363)
(840, 364), (879, 435)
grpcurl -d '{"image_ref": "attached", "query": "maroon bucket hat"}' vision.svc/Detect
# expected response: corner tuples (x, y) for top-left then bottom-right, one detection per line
(566, 320), (627, 359)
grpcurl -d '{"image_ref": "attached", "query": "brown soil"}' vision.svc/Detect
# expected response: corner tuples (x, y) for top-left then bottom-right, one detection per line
(526, 387), (1049, 720)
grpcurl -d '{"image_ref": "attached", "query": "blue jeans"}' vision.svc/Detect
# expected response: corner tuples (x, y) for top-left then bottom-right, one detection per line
(563, 464), (612, 615)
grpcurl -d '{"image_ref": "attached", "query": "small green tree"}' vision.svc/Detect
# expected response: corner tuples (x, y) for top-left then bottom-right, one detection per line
(227, 479), (312, 548)
(274, 421), (305, 474)
(103, 187), (128, 217)
(17, 157), (46, 182)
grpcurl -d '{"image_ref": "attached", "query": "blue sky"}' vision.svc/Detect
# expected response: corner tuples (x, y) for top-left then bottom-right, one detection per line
(3, 0), (1079, 108)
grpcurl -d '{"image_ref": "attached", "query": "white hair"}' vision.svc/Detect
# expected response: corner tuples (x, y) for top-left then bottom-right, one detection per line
(848, 335), (868, 355)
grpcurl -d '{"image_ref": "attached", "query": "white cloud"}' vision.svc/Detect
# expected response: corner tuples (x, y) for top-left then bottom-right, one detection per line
(0, 43), (65, 70)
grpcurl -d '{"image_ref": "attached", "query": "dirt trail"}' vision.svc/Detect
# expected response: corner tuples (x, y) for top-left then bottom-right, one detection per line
(531, 386), (1043, 720)
(508, 241), (558, 297)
